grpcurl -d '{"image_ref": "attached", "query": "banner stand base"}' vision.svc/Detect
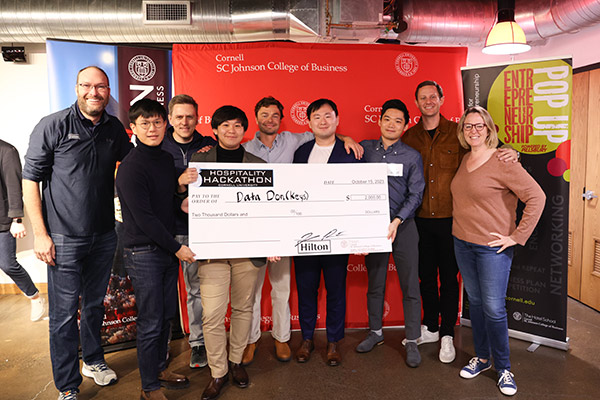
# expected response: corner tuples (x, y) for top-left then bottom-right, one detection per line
(527, 343), (540, 352)
(460, 318), (570, 352)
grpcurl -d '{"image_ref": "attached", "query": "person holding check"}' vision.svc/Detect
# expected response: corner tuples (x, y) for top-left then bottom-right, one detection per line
(188, 105), (269, 400)
(241, 96), (363, 365)
(292, 98), (364, 367)
(356, 99), (425, 367)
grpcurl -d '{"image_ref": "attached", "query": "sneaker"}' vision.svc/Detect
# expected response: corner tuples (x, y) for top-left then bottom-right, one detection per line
(356, 331), (384, 353)
(402, 325), (439, 346)
(58, 390), (78, 400)
(190, 345), (208, 369)
(497, 369), (517, 396)
(82, 361), (117, 386)
(30, 296), (46, 321)
(459, 357), (492, 379)
(405, 342), (421, 368)
(439, 335), (456, 363)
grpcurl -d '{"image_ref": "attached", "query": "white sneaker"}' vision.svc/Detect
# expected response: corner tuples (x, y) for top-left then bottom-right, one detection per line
(439, 335), (456, 363)
(82, 361), (117, 386)
(30, 297), (46, 321)
(402, 325), (439, 346)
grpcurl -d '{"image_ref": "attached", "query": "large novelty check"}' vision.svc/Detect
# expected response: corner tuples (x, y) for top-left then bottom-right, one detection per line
(188, 162), (392, 259)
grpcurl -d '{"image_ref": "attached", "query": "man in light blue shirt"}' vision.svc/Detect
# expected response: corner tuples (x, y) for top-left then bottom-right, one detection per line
(241, 96), (363, 365)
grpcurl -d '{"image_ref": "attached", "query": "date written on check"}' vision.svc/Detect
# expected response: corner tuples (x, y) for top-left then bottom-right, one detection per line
(188, 162), (392, 259)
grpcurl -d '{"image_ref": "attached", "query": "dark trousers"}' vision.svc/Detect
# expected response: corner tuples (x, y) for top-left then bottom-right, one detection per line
(294, 254), (348, 343)
(415, 217), (459, 337)
(365, 218), (421, 340)
(124, 245), (179, 392)
(0, 230), (38, 296)
(48, 230), (117, 392)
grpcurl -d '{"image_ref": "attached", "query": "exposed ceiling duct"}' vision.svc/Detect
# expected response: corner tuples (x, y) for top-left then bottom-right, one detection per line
(397, 0), (600, 45)
(0, 0), (599, 46)
(0, 0), (319, 44)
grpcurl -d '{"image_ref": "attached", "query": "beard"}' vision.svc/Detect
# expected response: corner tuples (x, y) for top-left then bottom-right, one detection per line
(77, 93), (108, 117)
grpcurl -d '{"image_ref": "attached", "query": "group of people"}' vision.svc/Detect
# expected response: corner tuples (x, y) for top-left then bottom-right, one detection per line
(8, 65), (546, 400)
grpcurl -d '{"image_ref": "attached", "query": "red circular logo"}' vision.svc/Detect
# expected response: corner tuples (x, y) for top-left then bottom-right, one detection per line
(395, 52), (419, 77)
(290, 100), (310, 126)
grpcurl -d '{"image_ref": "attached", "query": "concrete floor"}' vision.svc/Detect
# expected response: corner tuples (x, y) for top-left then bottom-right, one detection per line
(1, 295), (599, 400)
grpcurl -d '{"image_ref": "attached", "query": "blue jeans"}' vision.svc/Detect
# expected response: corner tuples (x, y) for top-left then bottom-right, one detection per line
(454, 237), (514, 371)
(48, 230), (117, 392)
(124, 244), (179, 392)
(0, 230), (38, 296)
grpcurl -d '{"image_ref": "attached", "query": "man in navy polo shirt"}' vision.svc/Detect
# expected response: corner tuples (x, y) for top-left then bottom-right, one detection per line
(23, 66), (132, 400)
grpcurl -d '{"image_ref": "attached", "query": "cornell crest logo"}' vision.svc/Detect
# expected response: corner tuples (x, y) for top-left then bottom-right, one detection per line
(128, 55), (157, 82)
(394, 52), (419, 77)
(290, 100), (310, 126)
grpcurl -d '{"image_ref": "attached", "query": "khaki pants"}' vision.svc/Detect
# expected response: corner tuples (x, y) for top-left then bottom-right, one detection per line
(198, 258), (260, 378)
(248, 256), (291, 344)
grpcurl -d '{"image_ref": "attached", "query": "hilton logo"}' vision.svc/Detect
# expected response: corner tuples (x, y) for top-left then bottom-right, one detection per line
(297, 241), (331, 254)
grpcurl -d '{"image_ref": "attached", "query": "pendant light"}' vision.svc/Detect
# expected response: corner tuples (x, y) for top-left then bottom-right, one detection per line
(483, 0), (531, 55)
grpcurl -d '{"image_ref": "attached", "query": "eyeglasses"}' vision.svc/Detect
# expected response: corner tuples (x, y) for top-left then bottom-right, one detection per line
(78, 83), (109, 92)
(136, 120), (166, 130)
(464, 123), (486, 132)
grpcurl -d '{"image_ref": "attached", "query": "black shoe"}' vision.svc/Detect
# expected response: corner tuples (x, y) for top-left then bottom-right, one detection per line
(201, 375), (229, 400)
(229, 362), (249, 388)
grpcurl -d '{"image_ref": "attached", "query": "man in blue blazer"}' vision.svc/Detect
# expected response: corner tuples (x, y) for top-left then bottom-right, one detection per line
(292, 99), (363, 367)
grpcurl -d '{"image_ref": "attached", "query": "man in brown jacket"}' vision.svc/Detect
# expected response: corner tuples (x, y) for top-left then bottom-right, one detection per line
(402, 80), (517, 364)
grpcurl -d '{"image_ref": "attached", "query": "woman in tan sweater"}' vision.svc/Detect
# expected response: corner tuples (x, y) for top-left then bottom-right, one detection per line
(450, 106), (545, 397)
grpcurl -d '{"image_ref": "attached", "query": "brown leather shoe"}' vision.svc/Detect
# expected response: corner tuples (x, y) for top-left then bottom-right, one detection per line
(229, 362), (249, 388)
(275, 340), (292, 362)
(201, 375), (229, 400)
(158, 369), (190, 390)
(241, 342), (257, 366)
(327, 341), (342, 367)
(295, 339), (314, 363)
(140, 389), (168, 400)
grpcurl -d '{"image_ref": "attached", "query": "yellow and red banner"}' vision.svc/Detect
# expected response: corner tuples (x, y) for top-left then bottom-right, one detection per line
(462, 58), (571, 348)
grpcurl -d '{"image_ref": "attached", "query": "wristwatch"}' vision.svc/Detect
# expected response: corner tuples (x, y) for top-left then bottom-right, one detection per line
(13, 218), (23, 223)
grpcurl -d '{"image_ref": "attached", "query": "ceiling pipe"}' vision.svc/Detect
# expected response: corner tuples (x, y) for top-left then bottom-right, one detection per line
(0, 0), (318, 44)
(0, 0), (599, 45)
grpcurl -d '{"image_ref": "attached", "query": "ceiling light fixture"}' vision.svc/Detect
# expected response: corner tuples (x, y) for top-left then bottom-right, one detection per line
(483, 0), (531, 55)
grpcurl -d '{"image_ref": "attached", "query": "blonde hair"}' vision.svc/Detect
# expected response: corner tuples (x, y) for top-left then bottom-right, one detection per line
(456, 106), (499, 150)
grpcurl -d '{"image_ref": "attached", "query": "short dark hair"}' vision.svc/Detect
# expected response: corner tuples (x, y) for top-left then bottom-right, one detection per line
(128, 98), (167, 124)
(76, 66), (110, 86)
(168, 94), (198, 115)
(415, 80), (444, 99)
(211, 105), (248, 131)
(380, 99), (410, 122)
(307, 99), (338, 120)
(254, 96), (284, 118)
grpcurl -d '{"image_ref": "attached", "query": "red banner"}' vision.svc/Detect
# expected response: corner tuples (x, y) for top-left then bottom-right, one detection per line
(173, 42), (467, 330)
